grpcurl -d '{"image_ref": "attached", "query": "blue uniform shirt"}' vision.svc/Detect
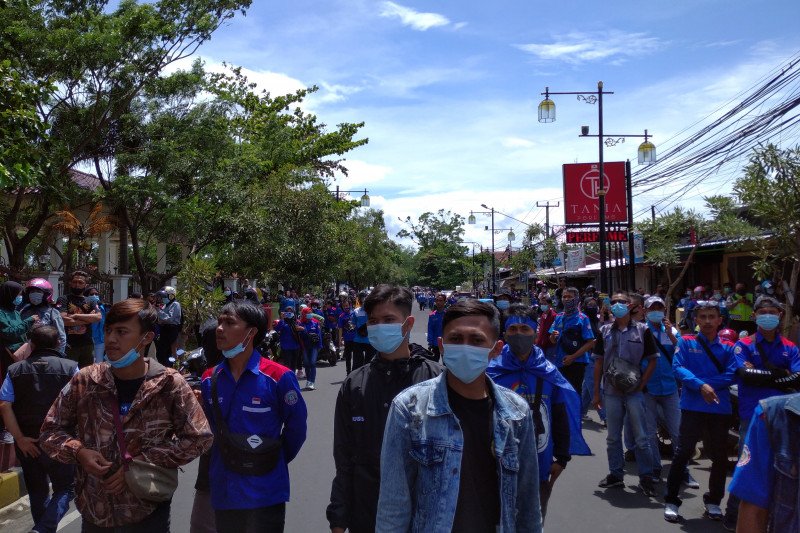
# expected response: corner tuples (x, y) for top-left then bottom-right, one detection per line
(201, 352), (307, 510)
(642, 323), (679, 396)
(672, 335), (737, 414)
(274, 320), (302, 350)
(426, 309), (445, 347)
(548, 312), (595, 367)
(728, 404), (772, 509)
(337, 310), (356, 342)
(734, 333), (800, 422)
(352, 307), (369, 344)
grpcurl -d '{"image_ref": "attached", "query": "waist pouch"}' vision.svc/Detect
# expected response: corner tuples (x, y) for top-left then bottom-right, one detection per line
(212, 370), (283, 476)
(605, 356), (641, 393)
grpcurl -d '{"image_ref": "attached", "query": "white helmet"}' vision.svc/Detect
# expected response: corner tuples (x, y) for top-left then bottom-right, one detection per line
(163, 286), (177, 296)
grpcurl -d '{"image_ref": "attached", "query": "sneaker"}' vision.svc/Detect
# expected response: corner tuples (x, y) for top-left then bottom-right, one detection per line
(722, 513), (737, 531)
(297, 369), (305, 379)
(307, 381), (316, 390)
(624, 449), (636, 462)
(664, 503), (680, 523)
(598, 474), (625, 488)
(683, 472), (700, 489)
(704, 503), (723, 521)
(639, 477), (657, 497)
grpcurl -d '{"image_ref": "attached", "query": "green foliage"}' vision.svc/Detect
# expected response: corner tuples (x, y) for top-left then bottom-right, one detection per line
(397, 210), (469, 288)
(510, 223), (565, 275)
(176, 255), (224, 337)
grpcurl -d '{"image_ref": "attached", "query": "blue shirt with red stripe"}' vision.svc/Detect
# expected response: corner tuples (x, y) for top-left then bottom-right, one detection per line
(734, 332), (800, 422)
(201, 351), (308, 510)
(673, 334), (737, 414)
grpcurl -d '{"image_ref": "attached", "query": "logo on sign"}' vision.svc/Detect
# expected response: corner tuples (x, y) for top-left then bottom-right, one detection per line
(579, 166), (611, 200)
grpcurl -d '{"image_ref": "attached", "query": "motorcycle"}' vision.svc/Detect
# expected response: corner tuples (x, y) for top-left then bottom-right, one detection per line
(319, 329), (338, 366)
(169, 347), (207, 390)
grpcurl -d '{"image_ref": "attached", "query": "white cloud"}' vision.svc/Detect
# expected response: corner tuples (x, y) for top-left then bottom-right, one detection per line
(379, 1), (450, 31)
(501, 137), (536, 149)
(516, 30), (663, 65)
(333, 159), (392, 188)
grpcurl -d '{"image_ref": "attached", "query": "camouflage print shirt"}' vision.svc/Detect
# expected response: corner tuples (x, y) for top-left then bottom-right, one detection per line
(40, 359), (213, 527)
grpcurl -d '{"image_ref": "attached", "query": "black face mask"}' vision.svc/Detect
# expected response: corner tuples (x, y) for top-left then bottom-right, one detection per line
(506, 334), (535, 359)
(70, 287), (84, 296)
(737, 289), (747, 296)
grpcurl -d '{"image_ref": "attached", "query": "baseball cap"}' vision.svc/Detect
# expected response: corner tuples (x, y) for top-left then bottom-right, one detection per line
(644, 296), (665, 309)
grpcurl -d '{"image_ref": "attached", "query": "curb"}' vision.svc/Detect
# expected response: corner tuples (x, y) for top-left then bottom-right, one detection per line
(0, 468), (26, 510)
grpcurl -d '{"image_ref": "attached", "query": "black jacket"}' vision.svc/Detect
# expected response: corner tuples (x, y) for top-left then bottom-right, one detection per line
(5, 348), (77, 437)
(327, 343), (443, 533)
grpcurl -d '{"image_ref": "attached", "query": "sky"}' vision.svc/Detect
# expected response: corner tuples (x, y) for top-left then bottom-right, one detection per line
(182, 0), (800, 251)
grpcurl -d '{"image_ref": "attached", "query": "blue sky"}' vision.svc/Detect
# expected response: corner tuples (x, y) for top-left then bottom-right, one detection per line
(182, 0), (800, 250)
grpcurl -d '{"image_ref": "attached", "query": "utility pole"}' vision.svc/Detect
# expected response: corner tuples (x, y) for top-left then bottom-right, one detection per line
(536, 201), (560, 237)
(651, 205), (656, 222)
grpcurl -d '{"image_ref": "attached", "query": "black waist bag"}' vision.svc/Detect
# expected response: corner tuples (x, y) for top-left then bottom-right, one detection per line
(211, 370), (283, 476)
(559, 325), (584, 355)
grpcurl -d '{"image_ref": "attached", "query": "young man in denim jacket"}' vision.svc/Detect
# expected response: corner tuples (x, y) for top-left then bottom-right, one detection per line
(376, 300), (542, 533)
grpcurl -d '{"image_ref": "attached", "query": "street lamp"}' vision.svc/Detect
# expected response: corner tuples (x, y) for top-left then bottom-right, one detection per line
(538, 82), (657, 293)
(332, 185), (370, 207)
(463, 241), (484, 294)
(468, 207), (497, 294)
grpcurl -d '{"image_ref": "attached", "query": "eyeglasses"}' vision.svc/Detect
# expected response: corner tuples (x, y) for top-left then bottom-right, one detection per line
(609, 299), (629, 305)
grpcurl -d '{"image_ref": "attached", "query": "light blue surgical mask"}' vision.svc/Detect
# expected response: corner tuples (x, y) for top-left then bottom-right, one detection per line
(13, 295), (23, 306)
(222, 329), (254, 359)
(162, 297), (170, 306)
(755, 314), (780, 331)
(496, 300), (510, 310)
(87, 295), (100, 304)
(443, 343), (491, 384)
(105, 337), (147, 369)
(646, 311), (665, 324)
(367, 320), (408, 354)
(284, 312), (294, 320)
(28, 292), (44, 306)
(611, 303), (630, 318)
(539, 304), (550, 312)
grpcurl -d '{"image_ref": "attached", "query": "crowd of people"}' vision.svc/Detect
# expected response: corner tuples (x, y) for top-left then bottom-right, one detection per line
(0, 272), (798, 532)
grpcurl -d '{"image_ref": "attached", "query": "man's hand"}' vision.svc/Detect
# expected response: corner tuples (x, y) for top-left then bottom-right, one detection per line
(700, 384), (719, 405)
(593, 393), (603, 411)
(16, 436), (40, 458)
(103, 466), (127, 495)
(77, 448), (112, 477)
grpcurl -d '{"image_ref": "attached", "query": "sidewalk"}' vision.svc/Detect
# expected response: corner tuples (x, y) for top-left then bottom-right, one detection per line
(0, 467), (26, 511)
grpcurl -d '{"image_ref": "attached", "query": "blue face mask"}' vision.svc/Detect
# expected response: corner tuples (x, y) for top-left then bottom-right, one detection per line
(104, 337), (146, 369)
(442, 343), (491, 384)
(162, 297), (170, 306)
(87, 295), (100, 304)
(13, 295), (23, 306)
(646, 311), (665, 324)
(28, 292), (44, 306)
(367, 320), (408, 353)
(222, 329), (254, 359)
(539, 304), (550, 312)
(284, 313), (294, 320)
(611, 303), (630, 318)
(496, 300), (510, 310)
(755, 314), (780, 331)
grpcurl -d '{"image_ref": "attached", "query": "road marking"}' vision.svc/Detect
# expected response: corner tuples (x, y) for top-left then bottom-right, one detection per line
(58, 509), (81, 530)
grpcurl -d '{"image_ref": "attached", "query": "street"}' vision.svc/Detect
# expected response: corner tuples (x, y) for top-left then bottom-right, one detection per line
(1, 306), (731, 532)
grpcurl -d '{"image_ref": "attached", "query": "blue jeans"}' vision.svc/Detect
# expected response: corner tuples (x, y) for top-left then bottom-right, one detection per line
(644, 391), (680, 473)
(604, 391), (653, 480)
(18, 449), (75, 533)
(303, 346), (318, 383)
(582, 359), (606, 420)
(724, 417), (752, 518)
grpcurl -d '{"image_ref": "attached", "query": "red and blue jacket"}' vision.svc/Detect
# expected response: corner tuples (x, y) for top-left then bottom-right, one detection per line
(201, 352), (307, 510)
(734, 333), (800, 421)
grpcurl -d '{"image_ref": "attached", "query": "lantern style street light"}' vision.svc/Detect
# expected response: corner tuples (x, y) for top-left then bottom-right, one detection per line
(332, 185), (370, 207)
(538, 82), (657, 292)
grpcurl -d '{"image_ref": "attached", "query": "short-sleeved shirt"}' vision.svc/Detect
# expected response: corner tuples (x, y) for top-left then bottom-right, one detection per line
(337, 310), (356, 342)
(593, 321), (658, 395)
(728, 404), (772, 509)
(548, 312), (595, 367)
(58, 293), (97, 347)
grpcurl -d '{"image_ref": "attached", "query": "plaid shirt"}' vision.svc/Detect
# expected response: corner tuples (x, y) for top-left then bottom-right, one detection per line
(40, 359), (213, 527)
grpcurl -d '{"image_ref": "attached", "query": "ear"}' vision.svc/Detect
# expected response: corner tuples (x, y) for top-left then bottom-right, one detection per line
(489, 340), (504, 358)
(437, 336), (444, 353)
(144, 331), (156, 345)
(404, 315), (415, 333)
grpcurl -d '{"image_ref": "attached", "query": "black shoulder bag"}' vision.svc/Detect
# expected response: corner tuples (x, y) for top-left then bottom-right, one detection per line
(695, 335), (724, 373)
(211, 370), (283, 476)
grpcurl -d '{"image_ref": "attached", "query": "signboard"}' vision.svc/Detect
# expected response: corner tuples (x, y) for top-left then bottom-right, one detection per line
(566, 247), (586, 271)
(566, 230), (628, 243)
(622, 232), (645, 264)
(563, 162), (628, 224)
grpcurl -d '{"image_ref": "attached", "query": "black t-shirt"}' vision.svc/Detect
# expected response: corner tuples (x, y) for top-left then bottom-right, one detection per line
(58, 293), (97, 347)
(114, 375), (145, 416)
(447, 382), (500, 532)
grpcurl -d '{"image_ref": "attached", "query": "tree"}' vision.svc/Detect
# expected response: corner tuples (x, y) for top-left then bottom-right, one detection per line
(176, 255), (224, 347)
(636, 197), (757, 317)
(0, 0), (252, 274)
(397, 210), (470, 288)
(510, 223), (567, 279)
(733, 143), (800, 329)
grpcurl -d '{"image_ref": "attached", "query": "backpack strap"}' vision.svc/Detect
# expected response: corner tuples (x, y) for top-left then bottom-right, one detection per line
(696, 335), (724, 373)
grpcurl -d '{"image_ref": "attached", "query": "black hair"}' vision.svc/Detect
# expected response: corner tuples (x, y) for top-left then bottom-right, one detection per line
(564, 286), (580, 299)
(363, 284), (413, 317)
(30, 325), (60, 350)
(220, 300), (268, 346)
(443, 300), (501, 340)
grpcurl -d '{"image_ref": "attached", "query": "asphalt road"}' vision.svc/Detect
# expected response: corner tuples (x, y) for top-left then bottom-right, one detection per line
(1, 305), (734, 532)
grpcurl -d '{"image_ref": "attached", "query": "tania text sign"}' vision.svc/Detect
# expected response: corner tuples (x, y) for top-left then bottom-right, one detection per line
(563, 162), (628, 224)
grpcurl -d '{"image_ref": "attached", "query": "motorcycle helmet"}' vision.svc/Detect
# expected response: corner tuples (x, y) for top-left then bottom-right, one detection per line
(26, 278), (54, 303)
(718, 328), (739, 343)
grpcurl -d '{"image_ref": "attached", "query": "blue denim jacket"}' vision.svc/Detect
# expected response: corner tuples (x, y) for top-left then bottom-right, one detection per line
(761, 393), (800, 532)
(376, 372), (542, 533)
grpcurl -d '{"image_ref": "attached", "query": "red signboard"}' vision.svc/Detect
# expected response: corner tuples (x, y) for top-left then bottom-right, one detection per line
(566, 230), (628, 243)
(563, 162), (628, 224)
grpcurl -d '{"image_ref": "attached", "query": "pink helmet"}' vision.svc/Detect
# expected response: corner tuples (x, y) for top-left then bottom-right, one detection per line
(26, 278), (54, 302)
(718, 328), (739, 343)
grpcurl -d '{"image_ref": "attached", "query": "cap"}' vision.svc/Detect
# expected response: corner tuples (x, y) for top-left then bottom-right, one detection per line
(693, 286), (704, 293)
(644, 296), (665, 309)
(754, 295), (784, 311)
